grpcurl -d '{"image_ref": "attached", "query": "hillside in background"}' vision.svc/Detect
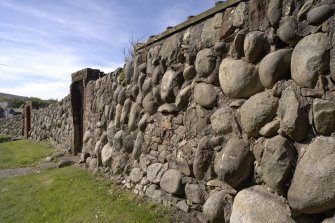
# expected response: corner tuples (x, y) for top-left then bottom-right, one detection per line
(0, 92), (28, 101)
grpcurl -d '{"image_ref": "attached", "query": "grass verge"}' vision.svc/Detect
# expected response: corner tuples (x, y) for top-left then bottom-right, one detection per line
(0, 166), (172, 223)
(0, 138), (54, 169)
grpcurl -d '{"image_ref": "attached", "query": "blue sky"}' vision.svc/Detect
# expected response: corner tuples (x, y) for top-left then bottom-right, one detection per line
(0, 0), (216, 100)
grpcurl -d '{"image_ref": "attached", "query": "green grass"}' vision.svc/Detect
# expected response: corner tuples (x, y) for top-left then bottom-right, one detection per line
(0, 166), (172, 223)
(0, 138), (54, 169)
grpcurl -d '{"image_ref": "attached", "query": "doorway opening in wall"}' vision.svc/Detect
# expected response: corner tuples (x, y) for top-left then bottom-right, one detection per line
(71, 82), (84, 155)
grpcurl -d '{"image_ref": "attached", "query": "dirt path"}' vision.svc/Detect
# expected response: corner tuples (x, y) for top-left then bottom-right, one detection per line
(0, 167), (37, 178)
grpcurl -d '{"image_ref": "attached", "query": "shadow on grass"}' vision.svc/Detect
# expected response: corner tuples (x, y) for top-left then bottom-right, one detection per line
(0, 135), (12, 143)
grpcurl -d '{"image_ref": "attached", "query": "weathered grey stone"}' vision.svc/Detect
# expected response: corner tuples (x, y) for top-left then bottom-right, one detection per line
(259, 49), (293, 89)
(142, 77), (152, 94)
(158, 103), (177, 113)
(214, 42), (226, 56)
(107, 121), (115, 144)
(277, 85), (309, 142)
(313, 99), (335, 135)
(94, 140), (104, 158)
(261, 136), (296, 193)
(215, 138), (254, 187)
(219, 7), (235, 39)
(288, 137), (335, 214)
(183, 108), (207, 138)
(176, 151), (191, 176)
(183, 65), (196, 81)
(130, 168), (143, 183)
(193, 137), (214, 181)
(259, 119), (280, 137)
(240, 90), (279, 137)
(145, 184), (158, 198)
(101, 143), (113, 166)
(219, 58), (263, 98)
(195, 49), (216, 78)
(267, 0), (282, 27)
(151, 64), (164, 86)
(160, 169), (184, 195)
(128, 103), (141, 131)
(138, 63), (147, 74)
(176, 85), (191, 109)
(297, 0), (314, 21)
(194, 83), (218, 108)
(117, 87), (126, 105)
(201, 13), (223, 46)
(120, 98), (132, 124)
(210, 106), (234, 134)
(277, 19), (299, 46)
(203, 191), (228, 223)
(185, 183), (204, 204)
(176, 200), (190, 213)
(147, 163), (165, 184)
(160, 69), (176, 102)
(142, 93), (158, 114)
(138, 113), (149, 132)
(114, 104), (123, 128)
(123, 133), (134, 153)
(291, 33), (330, 88)
(159, 34), (181, 65)
(233, 2), (246, 27)
(230, 185), (296, 223)
(132, 131), (144, 160)
(124, 60), (133, 84)
(244, 31), (268, 63)
(113, 130), (124, 151)
(307, 4), (333, 25)
(58, 159), (75, 168)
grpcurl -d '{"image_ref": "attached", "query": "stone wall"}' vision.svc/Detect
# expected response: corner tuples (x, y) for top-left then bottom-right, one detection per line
(1, 0), (335, 222)
(29, 95), (73, 152)
(0, 116), (23, 137)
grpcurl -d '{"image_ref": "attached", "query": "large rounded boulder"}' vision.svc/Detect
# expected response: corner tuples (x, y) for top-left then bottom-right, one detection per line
(219, 58), (263, 98)
(291, 33), (330, 88)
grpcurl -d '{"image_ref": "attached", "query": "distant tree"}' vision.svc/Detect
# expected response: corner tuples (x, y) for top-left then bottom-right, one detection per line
(121, 32), (146, 63)
(0, 97), (25, 108)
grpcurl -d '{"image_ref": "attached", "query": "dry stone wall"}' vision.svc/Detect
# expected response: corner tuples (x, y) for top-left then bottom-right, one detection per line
(29, 95), (73, 151)
(0, 116), (23, 137)
(1, 0), (335, 222)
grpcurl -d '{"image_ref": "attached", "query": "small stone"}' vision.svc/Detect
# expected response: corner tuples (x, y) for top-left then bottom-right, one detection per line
(101, 143), (113, 166)
(145, 184), (157, 198)
(259, 119), (280, 137)
(244, 31), (268, 63)
(158, 103), (177, 113)
(307, 5), (333, 25)
(230, 185), (296, 223)
(277, 85), (309, 142)
(128, 103), (141, 131)
(214, 138), (254, 187)
(203, 191), (229, 223)
(232, 30), (246, 58)
(161, 69), (176, 102)
(176, 200), (190, 213)
(267, 0), (282, 27)
(113, 130), (124, 151)
(260, 135), (296, 193)
(313, 99), (335, 135)
(160, 169), (184, 195)
(219, 7), (235, 39)
(143, 93), (158, 114)
(176, 85), (191, 109)
(130, 168), (143, 183)
(147, 163), (165, 184)
(277, 19), (299, 46)
(185, 183), (204, 204)
(183, 65), (196, 81)
(193, 137), (214, 181)
(194, 83), (218, 108)
(259, 49), (293, 89)
(291, 33), (330, 88)
(210, 106), (235, 134)
(58, 159), (75, 168)
(288, 137), (335, 214)
(233, 2), (246, 27)
(195, 49), (216, 78)
(240, 90), (279, 137)
(214, 42), (226, 56)
(219, 58), (263, 98)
